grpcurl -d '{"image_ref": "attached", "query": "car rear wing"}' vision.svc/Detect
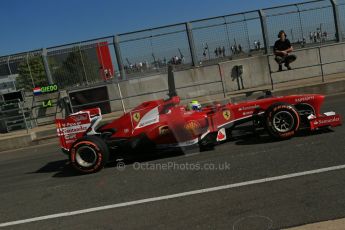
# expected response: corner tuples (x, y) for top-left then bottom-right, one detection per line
(55, 108), (102, 152)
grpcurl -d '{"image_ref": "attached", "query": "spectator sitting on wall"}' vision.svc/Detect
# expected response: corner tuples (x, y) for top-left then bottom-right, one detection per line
(274, 30), (297, 72)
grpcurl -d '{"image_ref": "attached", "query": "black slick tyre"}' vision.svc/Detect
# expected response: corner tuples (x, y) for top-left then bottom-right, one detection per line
(265, 103), (300, 140)
(69, 136), (109, 174)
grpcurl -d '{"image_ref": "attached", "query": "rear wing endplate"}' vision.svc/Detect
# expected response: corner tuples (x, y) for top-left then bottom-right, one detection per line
(55, 108), (102, 152)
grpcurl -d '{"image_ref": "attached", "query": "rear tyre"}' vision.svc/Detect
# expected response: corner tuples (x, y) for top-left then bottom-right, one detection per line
(70, 136), (109, 174)
(265, 103), (300, 140)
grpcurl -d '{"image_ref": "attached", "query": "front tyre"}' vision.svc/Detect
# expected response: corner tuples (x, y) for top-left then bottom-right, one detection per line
(265, 103), (300, 140)
(70, 136), (109, 174)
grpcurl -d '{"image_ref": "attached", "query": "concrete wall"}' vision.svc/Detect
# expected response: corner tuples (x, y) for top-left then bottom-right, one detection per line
(174, 65), (224, 100)
(321, 43), (345, 64)
(118, 73), (168, 98)
(106, 83), (126, 112)
(321, 43), (345, 76)
(268, 44), (345, 83)
(110, 65), (226, 110)
(271, 66), (323, 84)
(269, 47), (322, 83)
(116, 73), (168, 110)
(105, 56), (274, 110)
(219, 55), (271, 92)
(66, 41), (345, 115)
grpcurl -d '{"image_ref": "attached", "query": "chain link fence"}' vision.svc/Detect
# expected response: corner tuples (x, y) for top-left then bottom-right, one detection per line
(191, 11), (264, 65)
(47, 36), (118, 89)
(118, 23), (192, 77)
(0, 0), (344, 92)
(265, 0), (336, 49)
(338, 0), (345, 39)
(0, 51), (48, 91)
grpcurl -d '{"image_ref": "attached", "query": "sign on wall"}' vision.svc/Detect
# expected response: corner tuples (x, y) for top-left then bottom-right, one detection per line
(33, 84), (58, 96)
(33, 84), (59, 108)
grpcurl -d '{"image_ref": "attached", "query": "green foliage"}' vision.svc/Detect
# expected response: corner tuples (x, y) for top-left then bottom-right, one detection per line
(16, 47), (101, 91)
(16, 56), (48, 91)
(61, 51), (86, 85)
(50, 47), (100, 89)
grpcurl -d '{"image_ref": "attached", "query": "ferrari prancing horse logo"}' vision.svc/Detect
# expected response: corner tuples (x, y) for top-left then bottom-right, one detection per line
(133, 112), (141, 122)
(223, 110), (231, 120)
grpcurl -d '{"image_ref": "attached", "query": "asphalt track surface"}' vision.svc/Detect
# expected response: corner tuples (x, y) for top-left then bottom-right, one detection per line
(0, 94), (345, 230)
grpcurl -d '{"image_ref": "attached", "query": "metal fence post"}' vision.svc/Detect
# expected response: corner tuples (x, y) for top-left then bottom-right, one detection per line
(19, 101), (29, 133)
(330, 0), (343, 42)
(318, 47), (325, 82)
(223, 17), (232, 55)
(186, 22), (198, 67)
(26, 53), (35, 88)
(259, 10), (270, 54)
(78, 44), (88, 85)
(217, 64), (226, 98)
(295, 4), (305, 42)
(266, 55), (274, 90)
(113, 35), (126, 80)
(116, 82), (126, 114)
(7, 56), (12, 75)
(42, 48), (54, 84)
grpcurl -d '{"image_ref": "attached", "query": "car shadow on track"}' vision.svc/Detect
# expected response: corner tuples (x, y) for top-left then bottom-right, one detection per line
(33, 159), (83, 177)
(34, 150), (187, 178)
(34, 128), (335, 177)
(107, 149), (187, 168)
(234, 128), (334, 146)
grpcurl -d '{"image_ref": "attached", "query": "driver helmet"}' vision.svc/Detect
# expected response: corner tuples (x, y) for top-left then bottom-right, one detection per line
(187, 100), (202, 111)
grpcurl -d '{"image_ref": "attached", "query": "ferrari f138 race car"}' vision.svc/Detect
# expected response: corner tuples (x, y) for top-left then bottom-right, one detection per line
(56, 68), (342, 174)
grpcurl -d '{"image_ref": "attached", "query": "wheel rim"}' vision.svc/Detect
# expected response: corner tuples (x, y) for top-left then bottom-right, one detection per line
(272, 111), (294, 133)
(75, 146), (97, 168)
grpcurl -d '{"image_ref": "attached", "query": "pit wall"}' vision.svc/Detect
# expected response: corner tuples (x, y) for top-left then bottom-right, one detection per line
(74, 42), (345, 114)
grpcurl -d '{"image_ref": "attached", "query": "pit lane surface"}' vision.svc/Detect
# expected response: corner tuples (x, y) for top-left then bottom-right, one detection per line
(0, 94), (345, 230)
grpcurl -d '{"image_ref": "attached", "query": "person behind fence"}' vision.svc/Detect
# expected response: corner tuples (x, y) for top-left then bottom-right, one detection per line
(274, 30), (297, 71)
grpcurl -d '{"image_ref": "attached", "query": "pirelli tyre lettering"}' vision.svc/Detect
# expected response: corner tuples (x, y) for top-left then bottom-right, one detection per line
(70, 136), (109, 174)
(265, 103), (300, 139)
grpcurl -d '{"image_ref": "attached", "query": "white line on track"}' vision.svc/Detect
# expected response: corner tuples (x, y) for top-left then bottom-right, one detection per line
(1, 164), (345, 228)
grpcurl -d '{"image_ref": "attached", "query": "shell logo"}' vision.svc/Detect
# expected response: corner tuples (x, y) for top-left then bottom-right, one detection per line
(159, 126), (170, 135)
(184, 120), (201, 135)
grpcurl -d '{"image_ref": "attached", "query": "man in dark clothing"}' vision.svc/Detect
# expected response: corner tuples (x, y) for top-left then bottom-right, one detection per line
(274, 30), (297, 71)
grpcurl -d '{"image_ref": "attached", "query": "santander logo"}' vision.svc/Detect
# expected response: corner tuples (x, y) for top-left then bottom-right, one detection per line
(314, 116), (340, 125)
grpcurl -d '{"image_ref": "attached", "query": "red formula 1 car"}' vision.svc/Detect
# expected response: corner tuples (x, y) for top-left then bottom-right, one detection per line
(56, 71), (342, 174)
